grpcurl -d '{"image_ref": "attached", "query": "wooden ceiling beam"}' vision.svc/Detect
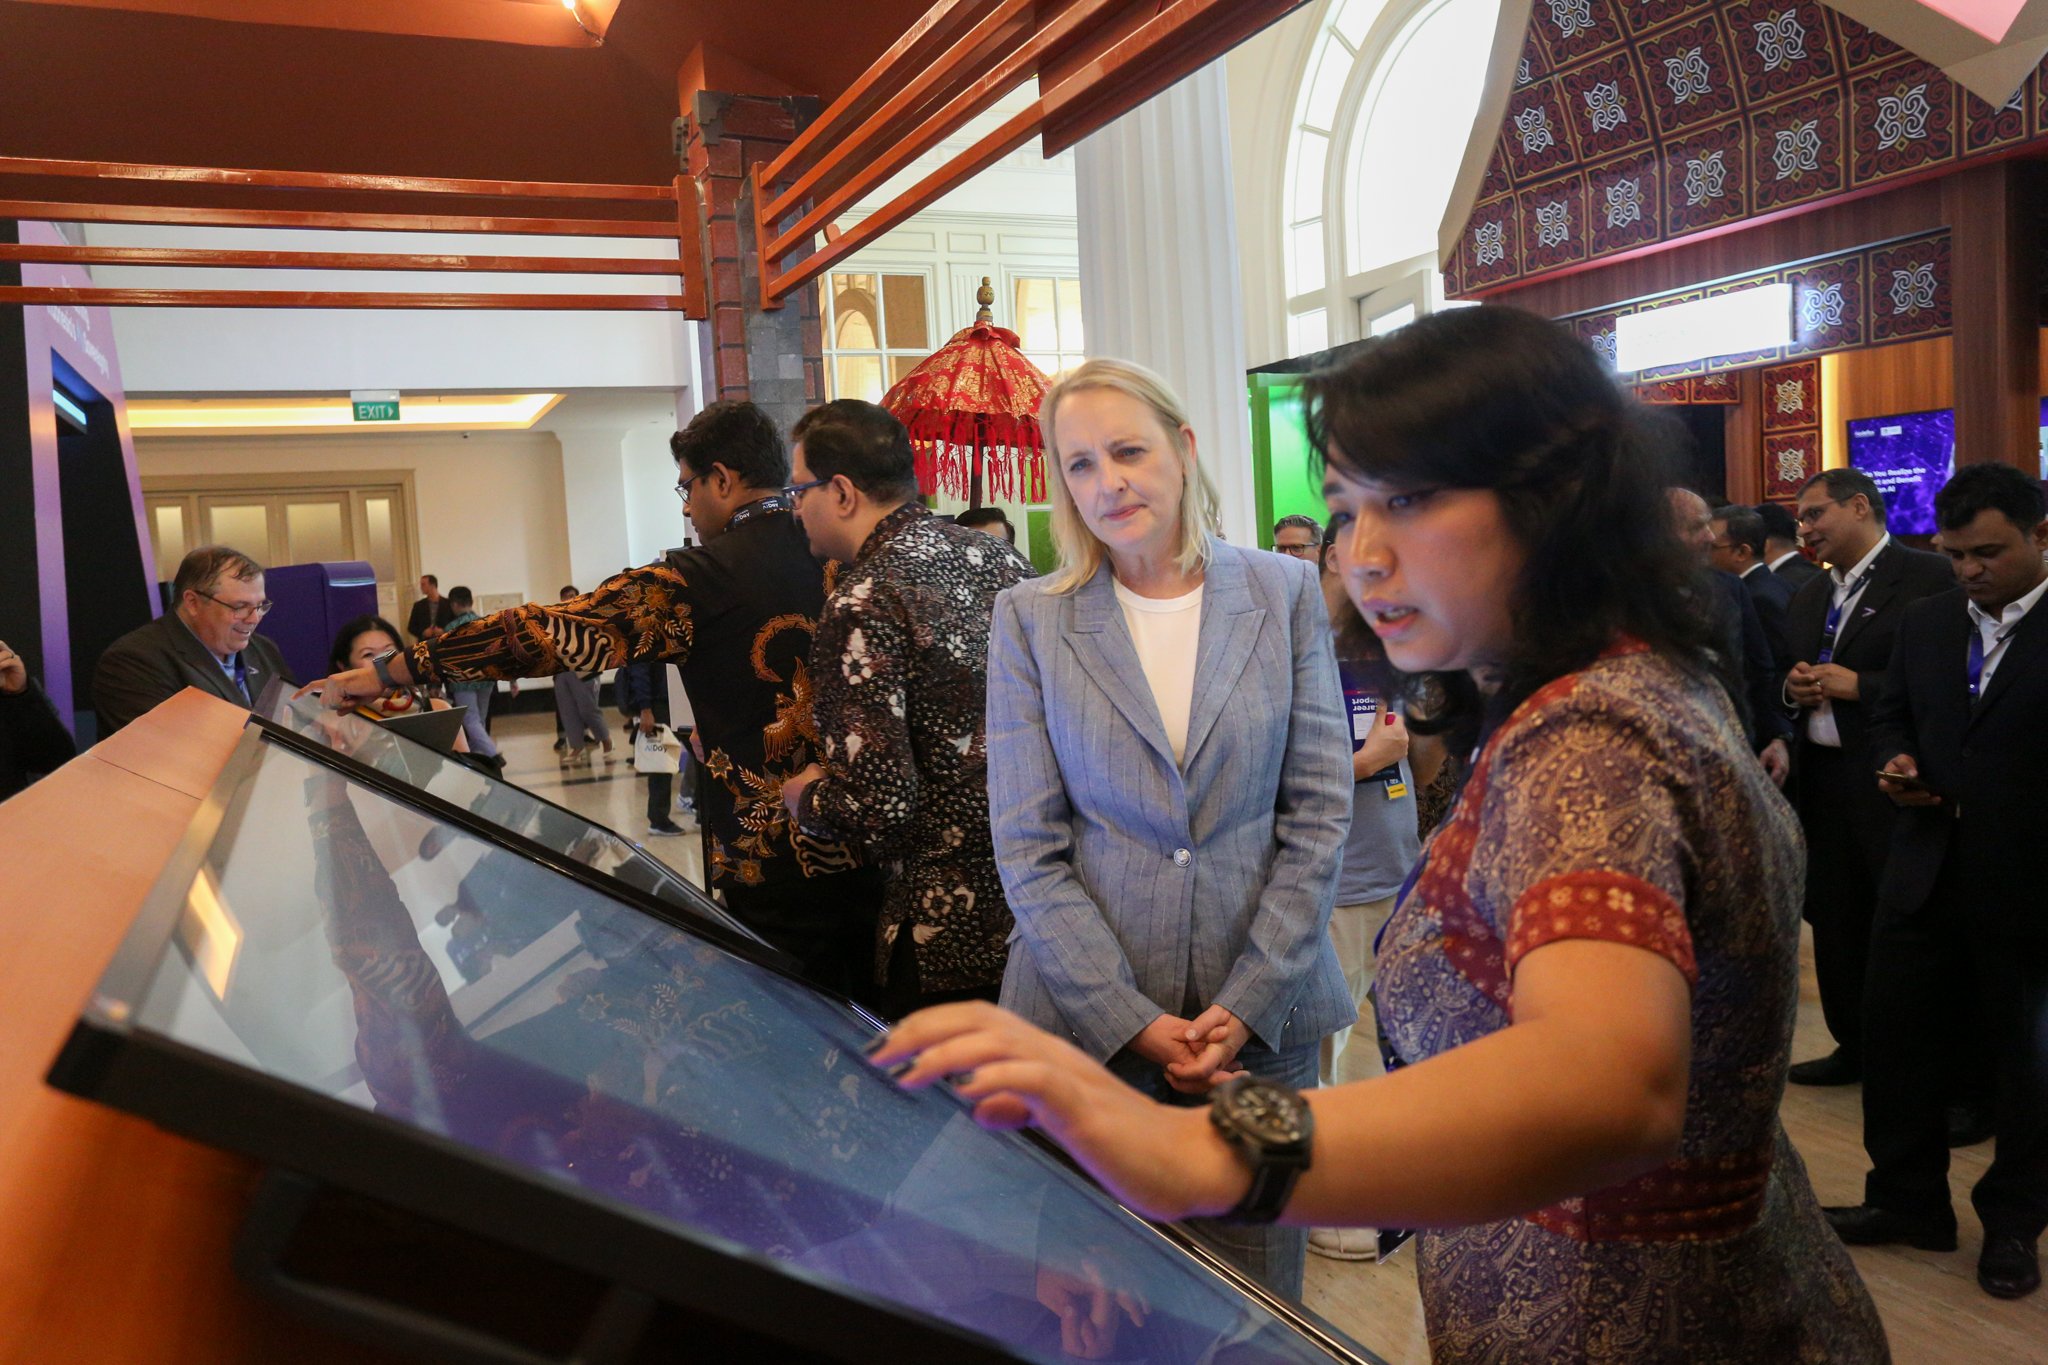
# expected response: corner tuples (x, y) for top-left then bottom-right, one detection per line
(0, 286), (684, 310)
(0, 243), (679, 274)
(0, 156), (674, 202)
(0, 199), (675, 238)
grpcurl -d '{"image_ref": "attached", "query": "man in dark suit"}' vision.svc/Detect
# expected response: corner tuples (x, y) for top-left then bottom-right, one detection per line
(1782, 469), (1955, 1085)
(406, 574), (455, 645)
(1758, 500), (1825, 592)
(1824, 463), (2048, 1301)
(91, 545), (294, 735)
(1671, 489), (1792, 784)
(1712, 504), (1795, 673)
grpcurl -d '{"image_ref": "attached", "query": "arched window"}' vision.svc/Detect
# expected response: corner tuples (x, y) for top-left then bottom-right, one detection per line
(1281, 0), (1497, 352)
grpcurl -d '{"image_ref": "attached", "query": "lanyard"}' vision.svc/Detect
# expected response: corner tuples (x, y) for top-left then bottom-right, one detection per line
(1967, 622), (2018, 700)
(1817, 565), (1875, 664)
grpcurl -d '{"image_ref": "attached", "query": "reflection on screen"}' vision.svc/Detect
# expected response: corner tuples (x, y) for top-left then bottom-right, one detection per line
(136, 738), (1353, 1364)
(1847, 408), (1953, 537)
(268, 692), (756, 945)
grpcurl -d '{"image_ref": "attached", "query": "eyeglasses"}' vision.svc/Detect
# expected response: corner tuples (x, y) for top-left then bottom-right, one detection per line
(1709, 539), (1735, 551)
(1273, 543), (1318, 558)
(783, 476), (830, 502)
(673, 472), (701, 505)
(1795, 504), (1835, 526)
(195, 589), (273, 619)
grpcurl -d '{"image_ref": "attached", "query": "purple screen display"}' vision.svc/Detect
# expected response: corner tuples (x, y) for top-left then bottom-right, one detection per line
(132, 738), (1355, 1365)
(1847, 408), (1953, 535)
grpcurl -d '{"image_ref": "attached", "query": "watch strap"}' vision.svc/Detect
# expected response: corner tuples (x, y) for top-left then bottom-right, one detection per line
(371, 648), (400, 691)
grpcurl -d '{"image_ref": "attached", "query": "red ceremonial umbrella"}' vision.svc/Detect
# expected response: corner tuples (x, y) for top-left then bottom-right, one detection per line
(880, 279), (1052, 507)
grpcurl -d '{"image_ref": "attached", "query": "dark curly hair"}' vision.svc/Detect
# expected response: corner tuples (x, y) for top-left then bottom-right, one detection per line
(1301, 305), (1725, 755)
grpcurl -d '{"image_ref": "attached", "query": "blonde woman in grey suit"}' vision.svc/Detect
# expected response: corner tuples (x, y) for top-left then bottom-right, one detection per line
(983, 358), (1355, 1299)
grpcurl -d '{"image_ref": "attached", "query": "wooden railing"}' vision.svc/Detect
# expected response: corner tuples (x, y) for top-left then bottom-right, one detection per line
(0, 156), (703, 315)
(750, 0), (1305, 309)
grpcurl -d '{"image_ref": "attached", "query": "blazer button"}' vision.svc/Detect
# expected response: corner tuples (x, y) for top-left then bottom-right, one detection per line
(1173, 848), (1192, 867)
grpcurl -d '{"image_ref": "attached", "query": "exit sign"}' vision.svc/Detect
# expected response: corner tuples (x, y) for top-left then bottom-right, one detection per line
(350, 390), (400, 422)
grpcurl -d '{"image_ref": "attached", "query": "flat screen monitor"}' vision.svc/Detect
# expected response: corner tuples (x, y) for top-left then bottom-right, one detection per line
(49, 720), (1377, 1364)
(262, 690), (760, 949)
(1846, 407), (1952, 535)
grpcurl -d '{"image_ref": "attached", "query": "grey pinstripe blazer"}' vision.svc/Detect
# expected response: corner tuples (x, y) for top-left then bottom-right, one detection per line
(986, 538), (1355, 1061)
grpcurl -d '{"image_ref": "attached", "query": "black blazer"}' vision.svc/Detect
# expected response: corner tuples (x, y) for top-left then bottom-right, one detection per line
(0, 680), (76, 799)
(1710, 570), (1791, 747)
(91, 611), (294, 736)
(1783, 540), (1954, 758)
(1773, 552), (1825, 593)
(1870, 586), (2048, 934)
(1740, 563), (1796, 673)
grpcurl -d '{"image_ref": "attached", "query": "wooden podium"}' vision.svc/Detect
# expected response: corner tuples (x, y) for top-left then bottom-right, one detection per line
(0, 689), (407, 1364)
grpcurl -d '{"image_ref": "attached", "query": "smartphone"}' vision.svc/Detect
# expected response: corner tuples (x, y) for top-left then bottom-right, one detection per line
(1875, 768), (1932, 792)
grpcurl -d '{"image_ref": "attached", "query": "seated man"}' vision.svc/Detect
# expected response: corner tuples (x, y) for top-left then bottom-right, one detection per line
(93, 545), (293, 734)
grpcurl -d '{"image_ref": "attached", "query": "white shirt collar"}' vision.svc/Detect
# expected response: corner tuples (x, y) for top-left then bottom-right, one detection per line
(1767, 550), (1802, 571)
(1739, 561), (1765, 580)
(1832, 533), (1890, 588)
(1967, 571), (2048, 633)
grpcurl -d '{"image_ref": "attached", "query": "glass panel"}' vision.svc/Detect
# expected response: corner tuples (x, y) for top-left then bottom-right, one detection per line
(363, 496), (396, 582)
(1290, 131), (1328, 223)
(1303, 38), (1351, 131)
(1333, 0), (1384, 46)
(1023, 352), (1062, 378)
(881, 275), (929, 350)
(151, 503), (187, 583)
(271, 692), (750, 938)
(888, 355), (922, 386)
(831, 272), (880, 350)
(833, 355), (885, 405)
(1012, 277), (1059, 353)
(131, 732), (1355, 1364)
(1291, 221), (1327, 296)
(1345, 0), (1499, 274)
(1368, 301), (1417, 337)
(284, 500), (349, 566)
(1055, 278), (1084, 354)
(1290, 308), (1329, 356)
(204, 502), (270, 560)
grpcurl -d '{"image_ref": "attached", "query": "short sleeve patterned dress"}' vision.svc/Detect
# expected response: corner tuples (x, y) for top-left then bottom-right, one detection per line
(1375, 644), (1888, 1364)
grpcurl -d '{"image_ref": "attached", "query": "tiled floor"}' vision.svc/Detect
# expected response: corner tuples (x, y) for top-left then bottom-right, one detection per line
(494, 707), (2046, 1364)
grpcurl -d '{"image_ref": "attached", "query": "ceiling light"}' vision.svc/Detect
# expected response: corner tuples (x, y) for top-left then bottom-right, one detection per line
(127, 392), (563, 437)
(1613, 284), (1792, 374)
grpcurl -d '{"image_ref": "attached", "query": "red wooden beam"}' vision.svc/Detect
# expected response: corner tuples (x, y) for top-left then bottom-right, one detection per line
(0, 156), (675, 203)
(0, 243), (680, 274)
(759, 0), (998, 189)
(0, 287), (684, 310)
(0, 199), (676, 237)
(675, 173), (708, 320)
(762, 102), (1041, 308)
(758, 0), (1120, 267)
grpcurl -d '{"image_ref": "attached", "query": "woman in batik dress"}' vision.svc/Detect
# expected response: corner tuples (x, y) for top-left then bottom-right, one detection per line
(871, 306), (1889, 1363)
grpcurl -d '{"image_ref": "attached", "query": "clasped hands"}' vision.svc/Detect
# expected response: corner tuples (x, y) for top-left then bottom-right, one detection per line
(1132, 1005), (1250, 1095)
(1785, 660), (1858, 707)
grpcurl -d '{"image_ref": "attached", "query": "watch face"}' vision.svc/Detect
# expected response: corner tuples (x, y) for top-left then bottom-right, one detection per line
(1226, 1081), (1309, 1145)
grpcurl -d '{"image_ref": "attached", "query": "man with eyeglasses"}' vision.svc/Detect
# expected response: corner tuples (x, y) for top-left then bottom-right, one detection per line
(308, 401), (887, 1005)
(1780, 468), (1953, 1088)
(92, 544), (293, 735)
(1271, 514), (1321, 560)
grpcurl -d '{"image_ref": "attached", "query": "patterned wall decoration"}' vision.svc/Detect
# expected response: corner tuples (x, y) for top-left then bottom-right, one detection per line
(1762, 358), (1823, 497)
(1633, 375), (1742, 403)
(1445, 0), (2042, 297)
(1562, 228), (1949, 380)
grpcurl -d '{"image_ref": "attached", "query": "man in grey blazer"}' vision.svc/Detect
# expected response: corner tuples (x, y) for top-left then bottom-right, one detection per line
(92, 545), (293, 735)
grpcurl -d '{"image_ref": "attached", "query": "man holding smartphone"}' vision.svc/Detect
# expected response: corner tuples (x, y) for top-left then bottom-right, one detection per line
(1825, 464), (2048, 1302)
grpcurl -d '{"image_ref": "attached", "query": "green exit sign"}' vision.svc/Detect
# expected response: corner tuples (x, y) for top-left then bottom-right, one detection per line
(350, 390), (400, 422)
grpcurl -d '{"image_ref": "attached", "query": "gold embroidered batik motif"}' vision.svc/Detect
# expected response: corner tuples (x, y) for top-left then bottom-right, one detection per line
(1376, 649), (1888, 1364)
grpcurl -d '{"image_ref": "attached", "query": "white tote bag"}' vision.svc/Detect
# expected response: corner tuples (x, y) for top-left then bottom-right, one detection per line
(634, 723), (682, 775)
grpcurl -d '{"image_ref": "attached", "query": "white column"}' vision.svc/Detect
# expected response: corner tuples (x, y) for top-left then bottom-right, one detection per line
(1075, 59), (1261, 548)
(555, 428), (633, 591)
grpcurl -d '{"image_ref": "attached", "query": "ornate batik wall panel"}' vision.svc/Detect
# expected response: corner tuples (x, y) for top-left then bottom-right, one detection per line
(1562, 230), (1947, 371)
(1761, 357), (1823, 497)
(1765, 429), (1823, 496)
(1449, 0), (2048, 294)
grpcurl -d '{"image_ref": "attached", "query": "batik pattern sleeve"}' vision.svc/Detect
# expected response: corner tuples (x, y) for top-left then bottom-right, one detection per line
(796, 578), (922, 859)
(409, 562), (694, 685)
(1475, 674), (1700, 987)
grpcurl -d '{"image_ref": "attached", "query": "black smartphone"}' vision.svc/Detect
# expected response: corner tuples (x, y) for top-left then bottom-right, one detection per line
(1875, 768), (1932, 793)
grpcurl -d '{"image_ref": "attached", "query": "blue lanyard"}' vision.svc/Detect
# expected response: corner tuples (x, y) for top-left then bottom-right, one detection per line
(1967, 622), (2017, 700)
(1817, 566), (1874, 664)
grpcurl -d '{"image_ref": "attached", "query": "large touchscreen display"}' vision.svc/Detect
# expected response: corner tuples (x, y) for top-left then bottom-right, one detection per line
(128, 735), (1356, 1364)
